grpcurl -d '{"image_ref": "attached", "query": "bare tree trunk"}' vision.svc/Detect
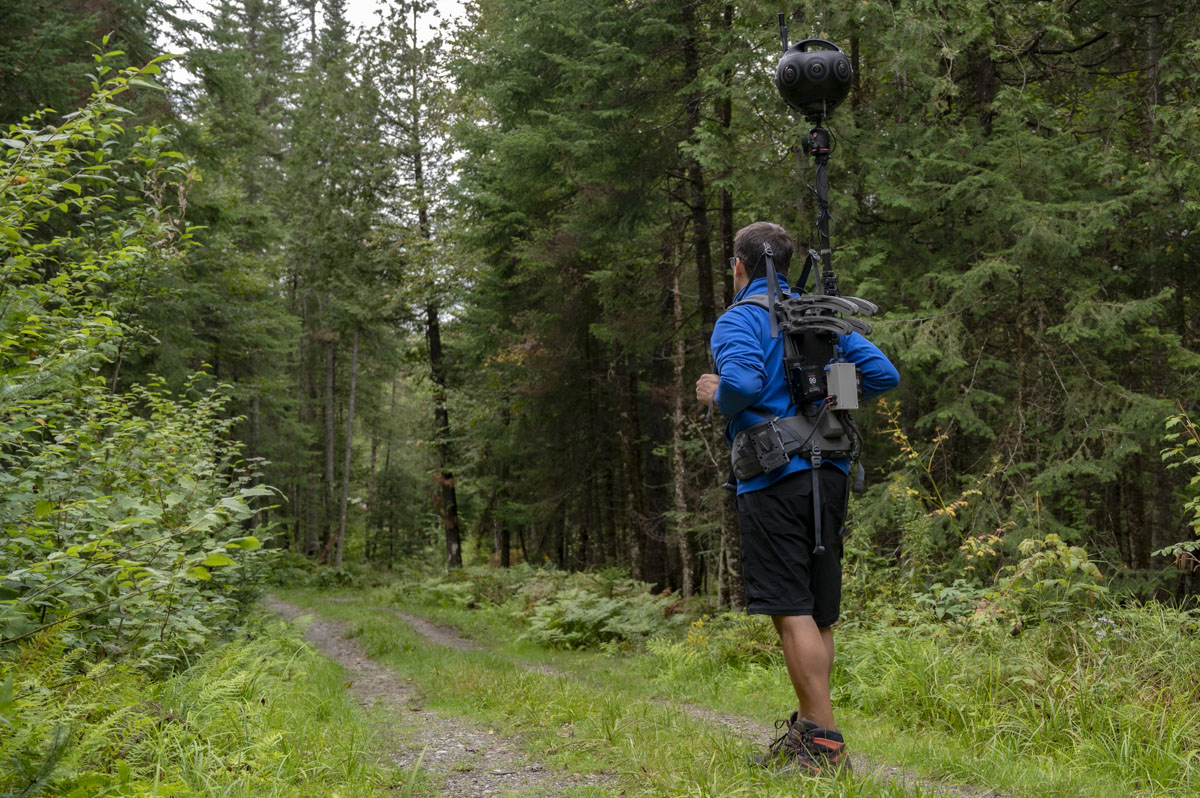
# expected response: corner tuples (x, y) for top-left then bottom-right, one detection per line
(671, 269), (694, 599)
(384, 376), (398, 471)
(616, 359), (646, 579)
(719, 4), (735, 309)
(427, 302), (462, 569)
(722, 495), (744, 609)
(323, 332), (336, 561)
(499, 524), (511, 567)
(367, 434), (377, 560)
(717, 535), (728, 607)
(335, 328), (359, 570)
(682, 0), (716, 335)
(1146, 0), (1163, 143)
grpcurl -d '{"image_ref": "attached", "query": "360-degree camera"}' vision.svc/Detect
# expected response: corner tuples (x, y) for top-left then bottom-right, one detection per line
(775, 37), (853, 119)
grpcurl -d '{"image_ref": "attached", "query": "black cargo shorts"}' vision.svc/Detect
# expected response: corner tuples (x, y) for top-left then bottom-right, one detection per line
(735, 466), (847, 626)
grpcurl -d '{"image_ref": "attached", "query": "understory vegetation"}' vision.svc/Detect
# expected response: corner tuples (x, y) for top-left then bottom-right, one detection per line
(0, 614), (409, 797)
(330, 556), (1200, 797)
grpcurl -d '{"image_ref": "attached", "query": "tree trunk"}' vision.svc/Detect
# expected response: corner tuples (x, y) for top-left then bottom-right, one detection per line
(367, 434), (377, 560)
(719, 4), (735, 309)
(722, 494), (744, 609)
(335, 327), (359, 570)
(682, 0), (716, 335)
(616, 359), (646, 580)
(323, 332), (336, 561)
(406, 12), (463, 570)
(499, 524), (511, 567)
(671, 269), (694, 599)
(1145, 0), (1163, 144)
(427, 301), (462, 569)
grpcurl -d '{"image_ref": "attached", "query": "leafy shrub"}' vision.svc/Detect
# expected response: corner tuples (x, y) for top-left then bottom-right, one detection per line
(1160, 410), (1200, 571)
(391, 564), (685, 650)
(521, 586), (683, 650)
(0, 56), (272, 670)
(417, 575), (477, 608)
(973, 533), (1107, 628)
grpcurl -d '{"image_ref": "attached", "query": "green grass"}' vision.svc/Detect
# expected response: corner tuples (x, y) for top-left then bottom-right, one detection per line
(278, 589), (950, 797)
(282, 584), (1200, 798)
(1, 612), (430, 797)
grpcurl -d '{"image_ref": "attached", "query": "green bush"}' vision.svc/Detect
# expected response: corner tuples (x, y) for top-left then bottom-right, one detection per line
(0, 57), (273, 670)
(645, 612), (779, 682)
(521, 586), (683, 650)
(391, 564), (685, 650)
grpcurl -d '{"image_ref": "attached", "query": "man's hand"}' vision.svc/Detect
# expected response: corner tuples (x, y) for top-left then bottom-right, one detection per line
(695, 373), (719, 405)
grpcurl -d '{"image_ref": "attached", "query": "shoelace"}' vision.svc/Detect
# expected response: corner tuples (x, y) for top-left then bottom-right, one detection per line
(765, 717), (792, 756)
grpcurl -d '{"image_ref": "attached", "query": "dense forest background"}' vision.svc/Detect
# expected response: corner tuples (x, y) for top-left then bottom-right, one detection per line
(5, 0), (1200, 628)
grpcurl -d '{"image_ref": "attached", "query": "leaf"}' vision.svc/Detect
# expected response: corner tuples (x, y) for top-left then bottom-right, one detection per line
(227, 536), (261, 551)
(0, 676), (16, 714)
(186, 566), (211, 581)
(33, 500), (54, 519)
(201, 552), (235, 567)
(127, 78), (164, 92)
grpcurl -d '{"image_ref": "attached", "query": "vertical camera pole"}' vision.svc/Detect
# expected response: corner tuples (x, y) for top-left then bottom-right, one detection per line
(803, 119), (838, 297)
(774, 19), (853, 298)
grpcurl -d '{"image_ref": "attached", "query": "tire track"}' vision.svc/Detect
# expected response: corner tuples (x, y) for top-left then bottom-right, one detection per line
(337, 597), (1007, 798)
(266, 596), (615, 797)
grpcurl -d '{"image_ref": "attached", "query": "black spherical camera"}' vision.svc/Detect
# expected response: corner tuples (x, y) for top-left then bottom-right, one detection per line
(775, 38), (853, 118)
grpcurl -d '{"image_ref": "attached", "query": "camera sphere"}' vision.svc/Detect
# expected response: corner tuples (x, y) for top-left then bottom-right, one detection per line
(775, 41), (853, 116)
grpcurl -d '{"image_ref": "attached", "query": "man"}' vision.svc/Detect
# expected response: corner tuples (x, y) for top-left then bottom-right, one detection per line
(695, 221), (899, 774)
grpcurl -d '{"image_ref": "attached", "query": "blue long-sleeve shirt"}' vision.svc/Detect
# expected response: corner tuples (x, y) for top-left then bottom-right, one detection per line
(711, 275), (900, 494)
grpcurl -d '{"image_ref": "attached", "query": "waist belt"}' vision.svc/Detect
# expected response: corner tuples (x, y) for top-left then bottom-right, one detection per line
(731, 411), (857, 556)
(730, 412), (853, 482)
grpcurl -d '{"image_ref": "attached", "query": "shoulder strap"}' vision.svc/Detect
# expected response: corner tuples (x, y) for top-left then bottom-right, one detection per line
(728, 294), (771, 312)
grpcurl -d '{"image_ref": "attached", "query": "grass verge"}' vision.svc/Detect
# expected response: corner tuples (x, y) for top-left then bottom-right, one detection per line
(1, 612), (427, 797)
(279, 589), (954, 798)
(287, 585), (1196, 798)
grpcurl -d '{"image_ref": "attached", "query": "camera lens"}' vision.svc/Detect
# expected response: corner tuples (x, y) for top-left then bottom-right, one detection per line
(782, 64), (798, 85)
(806, 60), (826, 81)
(835, 60), (850, 81)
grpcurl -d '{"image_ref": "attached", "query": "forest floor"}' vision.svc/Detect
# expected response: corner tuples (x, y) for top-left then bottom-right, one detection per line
(267, 590), (1012, 798)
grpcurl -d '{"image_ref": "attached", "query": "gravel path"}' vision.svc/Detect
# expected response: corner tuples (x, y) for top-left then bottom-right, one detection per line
(265, 596), (613, 797)
(275, 594), (1005, 798)
(359, 600), (1006, 798)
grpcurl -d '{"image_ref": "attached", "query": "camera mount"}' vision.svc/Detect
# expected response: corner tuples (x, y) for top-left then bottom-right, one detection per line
(775, 15), (853, 297)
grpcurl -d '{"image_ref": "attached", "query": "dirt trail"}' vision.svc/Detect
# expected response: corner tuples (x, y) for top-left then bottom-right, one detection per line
(265, 596), (612, 797)
(285, 595), (1004, 798)
(357, 599), (1004, 798)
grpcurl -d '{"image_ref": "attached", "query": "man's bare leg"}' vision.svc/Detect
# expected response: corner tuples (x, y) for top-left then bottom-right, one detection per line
(772, 615), (837, 730)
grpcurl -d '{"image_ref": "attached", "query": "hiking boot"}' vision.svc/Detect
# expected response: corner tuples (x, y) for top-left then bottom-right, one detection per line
(750, 712), (850, 776)
(804, 721), (851, 775)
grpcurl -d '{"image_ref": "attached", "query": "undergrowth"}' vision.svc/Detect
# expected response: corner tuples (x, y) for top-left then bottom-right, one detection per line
(376, 564), (688, 650)
(0, 614), (414, 797)
(369, 554), (1200, 796)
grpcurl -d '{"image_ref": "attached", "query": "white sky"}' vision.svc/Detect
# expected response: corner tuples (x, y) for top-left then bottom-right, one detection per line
(344, 0), (467, 42)
(176, 0), (466, 47)
(164, 0), (466, 91)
